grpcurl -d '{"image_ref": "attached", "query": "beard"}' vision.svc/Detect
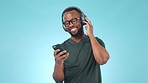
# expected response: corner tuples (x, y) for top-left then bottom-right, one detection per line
(69, 26), (84, 38)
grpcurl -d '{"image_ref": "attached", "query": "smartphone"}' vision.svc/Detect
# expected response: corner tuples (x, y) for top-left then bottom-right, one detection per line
(52, 44), (65, 55)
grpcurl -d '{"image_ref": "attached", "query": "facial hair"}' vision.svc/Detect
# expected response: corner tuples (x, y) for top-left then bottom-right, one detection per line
(69, 26), (84, 38)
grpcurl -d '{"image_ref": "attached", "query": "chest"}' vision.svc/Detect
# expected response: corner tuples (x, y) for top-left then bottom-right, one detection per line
(64, 41), (93, 69)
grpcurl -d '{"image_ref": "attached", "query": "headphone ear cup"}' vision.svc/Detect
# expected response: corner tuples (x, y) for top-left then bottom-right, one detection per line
(62, 24), (68, 32)
(81, 14), (86, 25)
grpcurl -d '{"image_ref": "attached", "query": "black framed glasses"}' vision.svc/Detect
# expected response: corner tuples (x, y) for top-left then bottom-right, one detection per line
(63, 18), (80, 27)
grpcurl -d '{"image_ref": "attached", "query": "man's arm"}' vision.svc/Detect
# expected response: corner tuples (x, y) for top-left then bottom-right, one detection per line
(84, 18), (110, 65)
(89, 34), (110, 65)
(53, 49), (69, 83)
(53, 62), (64, 83)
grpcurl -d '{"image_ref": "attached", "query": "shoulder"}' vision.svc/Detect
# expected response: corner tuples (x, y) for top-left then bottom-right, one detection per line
(61, 38), (71, 48)
(95, 37), (105, 48)
(85, 35), (105, 48)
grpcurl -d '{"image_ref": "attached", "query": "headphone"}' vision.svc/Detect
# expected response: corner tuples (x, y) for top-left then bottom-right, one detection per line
(61, 6), (86, 32)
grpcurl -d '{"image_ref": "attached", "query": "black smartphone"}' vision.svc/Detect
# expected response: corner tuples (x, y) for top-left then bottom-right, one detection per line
(52, 44), (65, 55)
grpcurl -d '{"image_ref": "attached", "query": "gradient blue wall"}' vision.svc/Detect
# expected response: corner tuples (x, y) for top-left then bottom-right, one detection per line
(0, 0), (147, 83)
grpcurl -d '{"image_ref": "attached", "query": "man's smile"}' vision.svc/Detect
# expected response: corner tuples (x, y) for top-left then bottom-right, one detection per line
(70, 27), (77, 32)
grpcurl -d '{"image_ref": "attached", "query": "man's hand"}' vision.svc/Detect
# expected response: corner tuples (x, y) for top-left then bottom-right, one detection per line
(84, 17), (94, 37)
(54, 49), (69, 64)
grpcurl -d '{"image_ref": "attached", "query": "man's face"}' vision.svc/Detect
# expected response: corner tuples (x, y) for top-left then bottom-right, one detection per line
(63, 10), (83, 37)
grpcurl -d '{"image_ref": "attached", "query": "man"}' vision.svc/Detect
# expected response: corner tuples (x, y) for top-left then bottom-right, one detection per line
(53, 6), (110, 83)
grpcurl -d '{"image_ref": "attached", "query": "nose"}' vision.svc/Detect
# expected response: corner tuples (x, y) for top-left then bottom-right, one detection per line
(69, 21), (74, 27)
(66, 22), (74, 31)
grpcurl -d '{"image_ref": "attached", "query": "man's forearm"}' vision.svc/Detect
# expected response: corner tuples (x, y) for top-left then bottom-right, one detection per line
(53, 62), (64, 83)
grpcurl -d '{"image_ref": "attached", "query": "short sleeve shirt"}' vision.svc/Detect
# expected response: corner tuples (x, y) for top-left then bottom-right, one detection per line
(61, 35), (105, 83)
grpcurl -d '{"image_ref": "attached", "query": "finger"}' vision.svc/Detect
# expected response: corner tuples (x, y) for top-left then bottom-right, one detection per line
(56, 53), (69, 61)
(55, 50), (67, 59)
(54, 49), (60, 56)
(85, 17), (92, 25)
(59, 53), (69, 61)
(58, 50), (67, 56)
(83, 20), (89, 25)
(63, 53), (69, 60)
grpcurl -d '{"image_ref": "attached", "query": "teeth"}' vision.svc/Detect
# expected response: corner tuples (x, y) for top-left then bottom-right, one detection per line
(71, 28), (76, 31)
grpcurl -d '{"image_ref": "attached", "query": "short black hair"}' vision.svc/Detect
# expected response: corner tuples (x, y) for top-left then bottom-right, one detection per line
(61, 6), (83, 23)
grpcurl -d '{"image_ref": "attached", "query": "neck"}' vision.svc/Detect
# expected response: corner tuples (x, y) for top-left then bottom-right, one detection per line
(70, 33), (85, 43)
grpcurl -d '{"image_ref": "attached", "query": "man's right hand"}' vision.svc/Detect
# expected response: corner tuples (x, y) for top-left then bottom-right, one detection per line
(54, 49), (69, 65)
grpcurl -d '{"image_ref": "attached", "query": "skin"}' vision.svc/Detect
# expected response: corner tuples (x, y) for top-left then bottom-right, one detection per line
(53, 10), (110, 83)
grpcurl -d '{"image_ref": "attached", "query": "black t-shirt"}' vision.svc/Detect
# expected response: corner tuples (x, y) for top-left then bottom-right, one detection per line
(61, 35), (105, 83)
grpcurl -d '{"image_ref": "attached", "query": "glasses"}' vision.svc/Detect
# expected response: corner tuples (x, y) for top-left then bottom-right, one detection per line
(63, 18), (80, 27)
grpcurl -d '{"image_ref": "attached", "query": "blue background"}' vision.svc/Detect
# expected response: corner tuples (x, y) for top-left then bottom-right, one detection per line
(0, 0), (147, 83)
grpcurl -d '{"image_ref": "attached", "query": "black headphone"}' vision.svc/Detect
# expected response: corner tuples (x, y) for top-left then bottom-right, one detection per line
(61, 6), (86, 32)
